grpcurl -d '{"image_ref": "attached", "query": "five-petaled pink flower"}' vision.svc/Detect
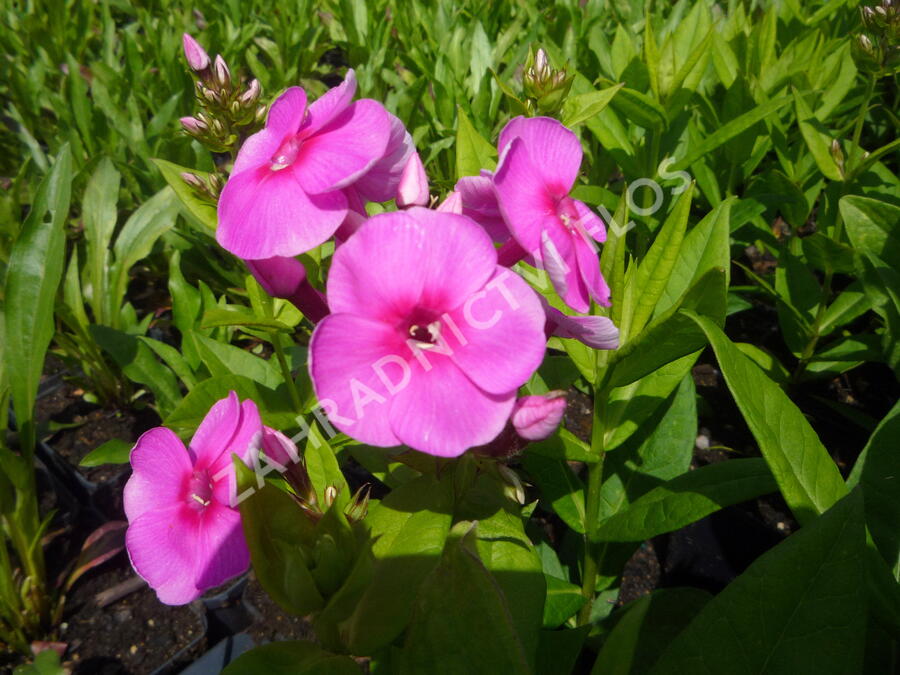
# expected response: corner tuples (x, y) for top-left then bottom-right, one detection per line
(491, 116), (610, 313)
(124, 392), (262, 605)
(309, 208), (547, 457)
(217, 70), (394, 260)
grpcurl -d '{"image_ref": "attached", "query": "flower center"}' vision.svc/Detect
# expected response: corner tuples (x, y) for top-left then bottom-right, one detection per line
(408, 320), (442, 348)
(187, 470), (214, 511)
(270, 134), (302, 171)
(555, 196), (580, 230)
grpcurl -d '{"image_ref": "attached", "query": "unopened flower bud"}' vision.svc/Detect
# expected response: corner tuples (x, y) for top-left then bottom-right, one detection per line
(179, 116), (207, 134)
(240, 79), (261, 105)
(345, 485), (371, 523)
(830, 139), (845, 175)
(180, 172), (204, 189)
(214, 54), (231, 88)
(534, 48), (550, 78)
(511, 392), (567, 441)
(182, 33), (210, 72)
(497, 465), (526, 505)
(396, 152), (429, 208)
(323, 485), (338, 508)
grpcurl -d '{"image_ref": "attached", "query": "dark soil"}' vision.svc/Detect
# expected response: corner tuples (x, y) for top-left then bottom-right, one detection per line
(61, 560), (206, 675)
(243, 577), (315, 645)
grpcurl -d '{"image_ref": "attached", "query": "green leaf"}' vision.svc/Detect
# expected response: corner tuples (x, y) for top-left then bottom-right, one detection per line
(305, 422), (351, 511)
(201, 307), (293, 332)
(151, 158), (217, 232)
(5, 145), (73, 453)
(598, 375), (697, 522)
(527, 428), (598, 463)
(840, 195), (900, 265)
(397, 523), (532, 675)
(79, 438), (132, 467)
(848, 400), (900, 578)
(684, 312), (847, 524)
(222, 641), (359, 675)
(521, 453), (586, 534)
(593, 459), (776, 542)
(109, 187), (180, 314)
(561, 84), (623, 127)
(13, 649), (65, 675)
(608, 267), (725, 388)
(650, 491), (866, 675)
(673, 96), (791, 171)
(235, 461), (323, 615)
(598, 79), (667, 130)
(655, 198), (732, 319)
(456, 474), (546, 662)
(192, 331), (282, 389)
(89, 325), (182, 415)
(455, 107), (497, 179)
(164, 374), (298, 434)
(626, 184), (694, 340)
(793, 88), (842, 181)
(536, 627), (591, 675)
(591, 588), (711, 675)
(82, 157), (121, 325)
(543, 575), (587, 628)
(344, 474), (454, 654)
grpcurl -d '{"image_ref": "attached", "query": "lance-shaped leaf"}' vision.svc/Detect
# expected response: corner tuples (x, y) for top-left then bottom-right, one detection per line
(5, 145), (73, 454)
(650, 491), (866, 675)
(593, 459), (776, 542)
(396, 522), (532, 675)
(684, 312), (847, 524)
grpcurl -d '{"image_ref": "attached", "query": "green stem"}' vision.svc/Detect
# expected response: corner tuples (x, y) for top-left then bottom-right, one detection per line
(848, 74), (876, 174)
(271, 332), (303, 413)
(578, 385), (608, 625)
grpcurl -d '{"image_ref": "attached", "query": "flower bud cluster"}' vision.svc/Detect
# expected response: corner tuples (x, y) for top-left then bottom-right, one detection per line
(854, 1), (900, 76)
(180, 34), (266, 153)
(522, 46), (574, 117)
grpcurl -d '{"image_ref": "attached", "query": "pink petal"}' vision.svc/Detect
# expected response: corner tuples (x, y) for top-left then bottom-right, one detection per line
(388, 358), (515, 457)
(498, 116), (582, 195)
(299, 70), (357, 139)
(446, 268), (546, 395)
(326, 209), (497, 324)
(245, 256), (307, 299)
(309, 313), (405, 447)
(493, 137), (558, 254)
(231, 128), (281, 176)
(266, 87), (307, 139)
(217, 167), (347, 259)
(543, 300), (619, 350)
(455, 175), (510, 242)
(573, 199), (606, 243)
(124, 428), (191, 522)
(511, 393), (567, 441)
(190, 393), (262, 471)
(126, 504), (202, 605)
(541, 228), (590, 313)
(295, 99), (390, 194)
(192, 502), (250, 592)
(437, 191), (463, 214)
(351, 113), (414, 203)
(574, 234), (611, 307)
(396, 152), (429, 208)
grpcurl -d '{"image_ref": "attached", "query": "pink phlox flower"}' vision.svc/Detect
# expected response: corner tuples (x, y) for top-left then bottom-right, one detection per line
(492, 116), (610, 313)
(123, 392), (261, 605)
(217, 70), (393, 260)
(309, 207), (548, 457)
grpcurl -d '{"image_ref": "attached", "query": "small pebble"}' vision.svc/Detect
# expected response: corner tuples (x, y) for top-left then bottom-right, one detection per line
(695, 434), (710, 451)
(129, 645), (138, 655)
(147, 618), (155, 627)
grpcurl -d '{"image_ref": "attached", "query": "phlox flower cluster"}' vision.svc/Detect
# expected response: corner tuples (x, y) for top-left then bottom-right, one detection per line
(124, 36), (620, 605)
